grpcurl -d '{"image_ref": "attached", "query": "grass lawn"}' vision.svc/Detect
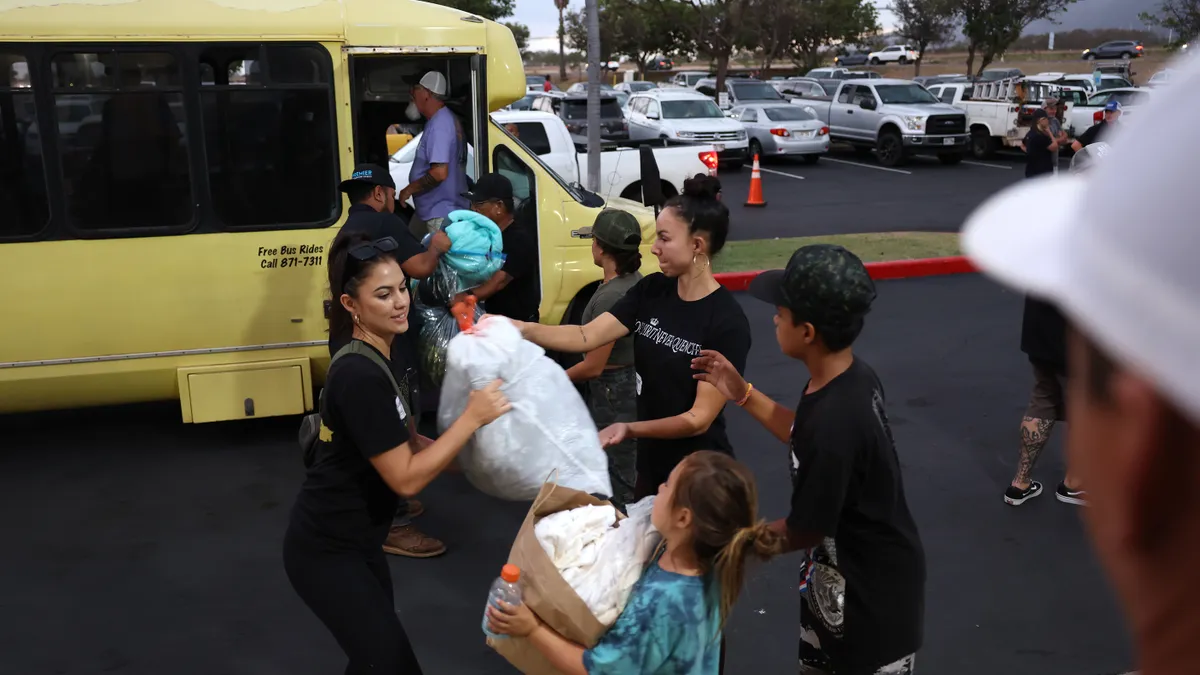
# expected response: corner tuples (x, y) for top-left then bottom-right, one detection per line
(713, 232), (961, 274)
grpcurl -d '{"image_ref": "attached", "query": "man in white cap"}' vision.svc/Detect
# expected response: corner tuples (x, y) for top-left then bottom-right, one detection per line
(962, 54), (1200, 675)
(399, 70), (468, 239)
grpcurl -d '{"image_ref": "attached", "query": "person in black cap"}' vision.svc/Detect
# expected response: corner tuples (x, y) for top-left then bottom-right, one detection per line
(335, 164), (452, 559)
(564, 208), (644, 512)
(692, 245), (926, 675)
(1023, 109), (1060, 179)
(461, 173), (541, 322)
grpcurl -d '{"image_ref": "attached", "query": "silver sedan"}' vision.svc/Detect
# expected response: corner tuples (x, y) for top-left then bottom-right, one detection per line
(729, 103), (830, 164)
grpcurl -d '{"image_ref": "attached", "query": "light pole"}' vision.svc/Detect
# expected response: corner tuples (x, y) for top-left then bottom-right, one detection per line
(585, 0), (601, 192)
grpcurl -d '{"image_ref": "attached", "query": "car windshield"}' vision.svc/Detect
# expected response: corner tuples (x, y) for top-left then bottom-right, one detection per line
(661, 99), (724, 119)
(510, 95), (537, 110)
(562, 98), (624, 119)
(730, 82), (783, 100)
(763, 106), (816, 121)
(526, 76), (541, 86)
(628, 82), (656, 92)
(615, 92), (630, 107)
(875, 84), (939, 104)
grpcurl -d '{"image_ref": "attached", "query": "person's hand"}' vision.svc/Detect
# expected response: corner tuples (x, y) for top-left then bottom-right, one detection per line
(691, 349), (749, 402)
(465, 380), (511, 428)
(430, 230), (452, 255)
(398, 186), (414, 204)
(486, 601), (539, 638)
(598, 423), (629, 449)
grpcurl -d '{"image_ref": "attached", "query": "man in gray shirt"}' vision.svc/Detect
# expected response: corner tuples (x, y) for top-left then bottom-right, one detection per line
(1043, 95), (1067, 173)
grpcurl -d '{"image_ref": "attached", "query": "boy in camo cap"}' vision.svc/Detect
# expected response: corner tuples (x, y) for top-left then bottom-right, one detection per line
(693, 245), (926, 674)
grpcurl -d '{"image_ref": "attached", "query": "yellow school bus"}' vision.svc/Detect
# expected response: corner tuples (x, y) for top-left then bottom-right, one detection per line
(0, 0), (658, 423)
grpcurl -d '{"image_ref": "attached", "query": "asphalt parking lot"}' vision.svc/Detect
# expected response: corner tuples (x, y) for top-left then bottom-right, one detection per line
(719, 147), (1071, 240)
(0, 275), (1133, 675)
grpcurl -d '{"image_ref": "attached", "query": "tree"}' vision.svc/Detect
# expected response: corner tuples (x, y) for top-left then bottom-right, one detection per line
(890, 0), (956, 76)
(503, 21), (531, 52)
(958, 0), (1076, 77)
(664, 0), (755, 98)
(556, 0), (570, 80)
(785, 0), (880, 71)
(1140, 0), (1200, 46)
(738, 0), (800, 71)
(566, 0), (695, 76)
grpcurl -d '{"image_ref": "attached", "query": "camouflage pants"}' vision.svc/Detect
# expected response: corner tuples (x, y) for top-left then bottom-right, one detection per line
(587, 366), (638, 513)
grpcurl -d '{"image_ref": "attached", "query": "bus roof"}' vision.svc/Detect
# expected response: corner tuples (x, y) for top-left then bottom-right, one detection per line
(0, 0), (491, 49)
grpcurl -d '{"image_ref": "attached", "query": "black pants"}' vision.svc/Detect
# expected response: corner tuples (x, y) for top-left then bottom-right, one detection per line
(283, 532), (424, 674)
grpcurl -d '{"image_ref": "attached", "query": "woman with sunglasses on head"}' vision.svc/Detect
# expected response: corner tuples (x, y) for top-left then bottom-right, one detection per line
(493, 175), (751, 500)
(283, 230), (512, 674)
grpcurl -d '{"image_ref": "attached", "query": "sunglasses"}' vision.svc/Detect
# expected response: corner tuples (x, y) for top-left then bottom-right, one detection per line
(348, 237), (399, 261)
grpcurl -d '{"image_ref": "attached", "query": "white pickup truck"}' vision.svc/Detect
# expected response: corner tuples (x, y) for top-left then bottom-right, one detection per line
(390, 111), (716, 204)
(798, 79), (969, 167)
(927, 79), (1090, 159)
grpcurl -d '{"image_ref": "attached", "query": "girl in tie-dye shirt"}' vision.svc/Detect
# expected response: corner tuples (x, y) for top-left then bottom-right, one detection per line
(487, 451), (783, 674)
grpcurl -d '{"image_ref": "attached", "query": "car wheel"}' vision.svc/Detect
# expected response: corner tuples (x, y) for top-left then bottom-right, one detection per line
(898, 56), (908, 65)
(1085, 53), (1097, 61)
(870, 57), (880, 65)
(876, 131), (905, 167)
(970, 128), (996, 160)
(1121, 52), (1132, 60)
(802, 154), (820, 165)
(749, 139), (763, 161)
(938, 153), (964, 165)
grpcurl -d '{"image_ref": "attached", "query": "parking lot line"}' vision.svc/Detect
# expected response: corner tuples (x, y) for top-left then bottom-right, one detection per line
(822, 157), (913, 175)
(759, 167), (805, 180)
(963, 160), (1013, 170)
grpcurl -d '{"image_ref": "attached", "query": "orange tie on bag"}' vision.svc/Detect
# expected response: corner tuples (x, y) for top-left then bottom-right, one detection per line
(452, 295), (478, 332)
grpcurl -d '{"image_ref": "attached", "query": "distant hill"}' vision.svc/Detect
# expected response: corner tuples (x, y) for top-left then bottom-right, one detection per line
(1027, 0), (1162, 33)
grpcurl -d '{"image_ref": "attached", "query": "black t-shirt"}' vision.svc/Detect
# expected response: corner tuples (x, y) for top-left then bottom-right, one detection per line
(608, 273), (752, 482)
(1020, 296), (1067, 374)
(788, 358), (925, 672)
(289, 343), (410, 551)
(485, 222), (541, 322)
(1077, 119), (1110, 147)
(338, 203), (424, 392)
(1023, 129), (1056, 178)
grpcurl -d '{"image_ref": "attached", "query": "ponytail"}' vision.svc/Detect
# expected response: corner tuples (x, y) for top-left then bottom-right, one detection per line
(713, 520), (785, 630)
(669, 451), (785, 635)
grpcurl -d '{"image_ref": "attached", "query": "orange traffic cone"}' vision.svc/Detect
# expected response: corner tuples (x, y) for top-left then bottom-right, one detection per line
(744, 154), (766, 208)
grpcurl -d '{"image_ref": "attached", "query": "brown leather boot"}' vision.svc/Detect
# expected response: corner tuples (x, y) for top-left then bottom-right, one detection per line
(382, 524), (446, 558)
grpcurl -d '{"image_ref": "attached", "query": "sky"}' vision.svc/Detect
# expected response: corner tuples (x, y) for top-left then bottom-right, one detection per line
(514, 0), (1160, 54)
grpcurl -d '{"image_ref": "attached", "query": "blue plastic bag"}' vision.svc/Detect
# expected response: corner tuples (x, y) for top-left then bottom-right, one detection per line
(422, 210), (506, 293)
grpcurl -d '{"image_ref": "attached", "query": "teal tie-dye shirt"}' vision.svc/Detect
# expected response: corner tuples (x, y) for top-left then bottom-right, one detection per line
(583, 553), (722, 675)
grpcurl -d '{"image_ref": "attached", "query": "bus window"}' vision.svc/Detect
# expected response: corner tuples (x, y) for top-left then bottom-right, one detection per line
(0, 50), (49, 239)
(51, 51), (193, 232)
(199, 44), (337, 229)
(494, 145), (537, 241)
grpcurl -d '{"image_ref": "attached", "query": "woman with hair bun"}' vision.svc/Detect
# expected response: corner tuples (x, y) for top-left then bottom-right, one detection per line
(495, 175), (752, 499)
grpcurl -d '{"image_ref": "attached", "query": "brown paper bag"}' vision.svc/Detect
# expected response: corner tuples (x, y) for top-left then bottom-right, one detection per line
(488, 475), (622, 674)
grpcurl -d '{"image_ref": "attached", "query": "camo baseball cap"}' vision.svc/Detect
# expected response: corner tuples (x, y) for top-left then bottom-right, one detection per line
(748, 245), (877, 326)
(576, 208), (643, 250)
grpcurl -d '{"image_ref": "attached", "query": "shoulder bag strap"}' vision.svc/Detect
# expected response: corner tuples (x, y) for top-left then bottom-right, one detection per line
(344, 340), (417, 435)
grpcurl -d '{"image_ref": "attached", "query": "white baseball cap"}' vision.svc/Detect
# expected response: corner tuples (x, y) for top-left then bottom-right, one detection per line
(961, 52), (1200, 424)
(417, 71), (448, 96)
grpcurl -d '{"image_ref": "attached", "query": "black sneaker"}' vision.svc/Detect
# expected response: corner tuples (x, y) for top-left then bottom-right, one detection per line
(1004, 481), (1043, 506)
(1056, 482), (1088, 506)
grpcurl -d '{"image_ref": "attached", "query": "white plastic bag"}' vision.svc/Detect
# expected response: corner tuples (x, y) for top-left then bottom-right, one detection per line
(438, 316), (613, 501)
(534, 496), (662, 626)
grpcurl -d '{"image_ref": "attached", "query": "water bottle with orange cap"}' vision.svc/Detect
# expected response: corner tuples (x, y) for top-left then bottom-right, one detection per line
(482, 563), (523, 639)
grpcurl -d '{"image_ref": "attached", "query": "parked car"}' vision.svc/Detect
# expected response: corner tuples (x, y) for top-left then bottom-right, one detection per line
(566, 82), (617, 95)
(868, 45), (918, 65)
(846, 70), (882, 79)
(1148, 69), (1176, 86)
(980, 68), (1023, 81)
(646, 57), (674, 71)
(772, 77), (828, 99)
(806, 67), (853, 79)
(615, 81), (657, 93)
(665, 70), (709, 88)
(834, 52), (870, 67)
(729, 103), (830, 164)
(800, 78), (969, 166)
(694, 77), (787, 109)
(1082, 40), (1144, 60)
(625, 89), (749, 168)
(533, 93), (630, 140)
(913, 74), (964, 88)
(525, 75), (562, 94)
(1064, 88), (1152, 135)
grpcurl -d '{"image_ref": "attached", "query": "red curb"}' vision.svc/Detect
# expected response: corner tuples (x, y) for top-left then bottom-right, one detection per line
(714, 255), (978, 291)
